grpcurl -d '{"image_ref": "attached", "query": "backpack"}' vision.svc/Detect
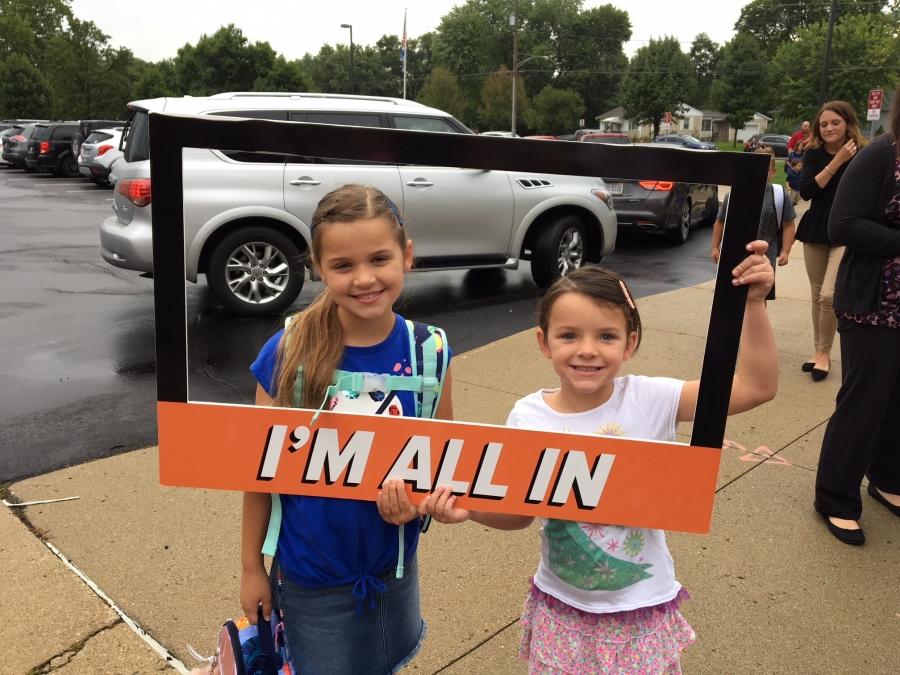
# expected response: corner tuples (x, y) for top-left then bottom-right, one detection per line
(261, 319), (449, 579)
(189, 607), (290, 675)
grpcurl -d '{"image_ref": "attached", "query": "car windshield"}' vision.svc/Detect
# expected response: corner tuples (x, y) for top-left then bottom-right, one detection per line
(680, 135), (702, 143)
(585, 135), (631, 144)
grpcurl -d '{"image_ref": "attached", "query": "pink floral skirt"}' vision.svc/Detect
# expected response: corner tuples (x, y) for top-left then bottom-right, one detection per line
(519, 580), (695, 675)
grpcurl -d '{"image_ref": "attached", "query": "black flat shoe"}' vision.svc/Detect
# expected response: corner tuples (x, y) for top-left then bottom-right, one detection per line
(821, 513), (865, 545)
(867, 483), (900, 517)
(801, 362), (816, 372)
(811, 359), (831, 381)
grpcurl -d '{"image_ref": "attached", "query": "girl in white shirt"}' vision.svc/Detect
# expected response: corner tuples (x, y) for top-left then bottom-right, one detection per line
(421, 241), (778, 674)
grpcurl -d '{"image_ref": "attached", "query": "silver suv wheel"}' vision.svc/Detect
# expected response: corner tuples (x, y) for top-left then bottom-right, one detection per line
(557, 227), (584, 276)
(207, 226), (305, 316)
(225, 242), (289, 305)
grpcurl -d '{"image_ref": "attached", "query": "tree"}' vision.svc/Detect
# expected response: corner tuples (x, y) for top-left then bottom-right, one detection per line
(0, 0), (72, 63)
(416, 67), (467, 119)
(253, 56), (314, 92)
(172, 24), (277, 96)
(131, 60), (175, 100)
(620, 36), (695, 138)
(690, 33), (721, 109)
(709, 34), (769, 146)
(42, 18), (133, 119)
(524, 86), (585, 135)
(477, 65), (528, 131)
(0, 52), (48, 117)
(770, 12), (900, 121)
(735, 0), (886, 57)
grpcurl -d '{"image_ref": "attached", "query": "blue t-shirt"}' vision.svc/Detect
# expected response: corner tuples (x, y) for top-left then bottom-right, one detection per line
(250, 314), (451, 590)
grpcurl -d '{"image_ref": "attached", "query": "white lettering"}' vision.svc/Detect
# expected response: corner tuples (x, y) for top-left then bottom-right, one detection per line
(549, 452), (615, 509)
(526, 448), (560, 504)
(384, 435), (433, 492)
(257, 425), (288, 480)
(303, 429), (374, 486)
(470, 443), (509, 500)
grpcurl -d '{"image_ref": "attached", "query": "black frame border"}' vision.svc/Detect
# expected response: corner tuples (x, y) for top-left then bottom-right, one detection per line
(149, 114), (770, 449)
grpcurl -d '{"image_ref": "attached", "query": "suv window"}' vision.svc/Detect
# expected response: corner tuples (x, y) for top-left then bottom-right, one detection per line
(85, 132), (113, 143)
(51, 126), (76, 141)
(392, 116), (458, 133)
(210, 110), (288, 121)
(123, 110), (150, 163)
(31, 125), (49, 141)
(299, 112), (383, 127)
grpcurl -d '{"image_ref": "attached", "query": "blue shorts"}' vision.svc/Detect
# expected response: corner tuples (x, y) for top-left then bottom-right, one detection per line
(274, 555), (426, 675)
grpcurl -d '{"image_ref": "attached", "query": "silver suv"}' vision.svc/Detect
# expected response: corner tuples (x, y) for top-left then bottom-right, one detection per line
(100, 93), (617, 316)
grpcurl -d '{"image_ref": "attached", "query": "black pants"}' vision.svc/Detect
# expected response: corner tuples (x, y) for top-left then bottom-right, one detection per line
(815, 319), (900, 520)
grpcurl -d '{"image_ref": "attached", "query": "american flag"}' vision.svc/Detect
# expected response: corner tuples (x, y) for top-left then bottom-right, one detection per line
(400, 11), (407, 64)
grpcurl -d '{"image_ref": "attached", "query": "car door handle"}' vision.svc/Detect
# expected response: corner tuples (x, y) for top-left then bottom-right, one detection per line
(406, 179), (434, 187)
(289, 178), (321, 186)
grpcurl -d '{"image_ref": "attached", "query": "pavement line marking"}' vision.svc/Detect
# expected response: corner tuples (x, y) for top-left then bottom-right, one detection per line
(3, 496), (79, 507)
(66, 189), (106, 193)
(43, 540), (190, 674)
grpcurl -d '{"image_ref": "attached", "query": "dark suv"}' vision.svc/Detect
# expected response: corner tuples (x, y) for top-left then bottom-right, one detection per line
(25, 122), (81, 177)
(2, 123), (40, 170)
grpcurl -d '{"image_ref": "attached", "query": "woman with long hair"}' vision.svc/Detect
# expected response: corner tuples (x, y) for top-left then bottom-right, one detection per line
(814, 87), (900, 545)
(796, 101), (866, 381)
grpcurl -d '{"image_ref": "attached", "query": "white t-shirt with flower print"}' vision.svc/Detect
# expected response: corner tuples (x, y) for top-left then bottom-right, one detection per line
(506, 375), (686, 613)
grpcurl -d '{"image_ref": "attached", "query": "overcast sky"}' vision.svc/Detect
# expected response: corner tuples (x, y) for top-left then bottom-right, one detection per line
(70, 0), (748, 63)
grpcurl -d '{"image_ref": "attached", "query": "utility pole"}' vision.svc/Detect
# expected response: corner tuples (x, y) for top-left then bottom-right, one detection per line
(341, 23), (355, 95)
(818, 0), (837, 108)
(511, 0), (519, 136)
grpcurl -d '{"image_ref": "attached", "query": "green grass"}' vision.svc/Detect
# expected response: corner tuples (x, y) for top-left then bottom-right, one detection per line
(714, 141), (791, 185)
(714, 141), (745, 152)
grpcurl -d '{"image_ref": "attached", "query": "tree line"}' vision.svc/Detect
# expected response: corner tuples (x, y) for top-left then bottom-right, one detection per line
(1, 0), (898, 138)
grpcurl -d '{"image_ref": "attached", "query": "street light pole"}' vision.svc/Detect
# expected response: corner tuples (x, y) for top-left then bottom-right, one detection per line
(511, 0), (519, 136)
(817, 0), (837, 108)
(341, 23), (355, 95)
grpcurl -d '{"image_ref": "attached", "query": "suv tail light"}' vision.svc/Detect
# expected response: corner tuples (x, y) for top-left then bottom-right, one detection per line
(10, 135), (25, 142)
(118, 178), (151, 207)
(39, 141), (50, 154)
(638, 181), (674, 191)
(97, 145), (114, 156)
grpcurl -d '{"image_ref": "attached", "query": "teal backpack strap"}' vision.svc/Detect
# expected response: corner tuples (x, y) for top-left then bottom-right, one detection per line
(262, 493), (281, 557)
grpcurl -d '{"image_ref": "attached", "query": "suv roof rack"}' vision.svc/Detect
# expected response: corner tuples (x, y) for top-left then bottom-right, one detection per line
(208, 91), (403, 105)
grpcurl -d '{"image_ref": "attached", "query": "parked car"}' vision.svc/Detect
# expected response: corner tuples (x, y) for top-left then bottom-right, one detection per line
(78, 127), (124, 185)
(100, 92), (617, 316)
(580, 133), (632, 145)
(2, 123), (40, 170)
(653, 134), (717, 150)
(0, 126), (21, 164)
(573, 129), (603, 141)
(480, 131), (520, 137)
(524, 135), (556, 140)
(70, 119), (127, 158)
(25, 122), (81, 177)
(603, 174), (718, 245)
(742, 133), (791, 157)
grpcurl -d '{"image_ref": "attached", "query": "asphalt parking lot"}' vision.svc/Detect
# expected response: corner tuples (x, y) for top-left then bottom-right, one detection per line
(0, 167), (720, 482)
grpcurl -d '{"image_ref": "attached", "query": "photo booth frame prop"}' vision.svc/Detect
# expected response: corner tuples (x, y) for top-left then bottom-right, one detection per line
(151, 114), (770, 534)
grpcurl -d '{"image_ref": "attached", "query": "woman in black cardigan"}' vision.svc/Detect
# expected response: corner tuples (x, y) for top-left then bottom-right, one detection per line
(814, 90), (900, 545)
(796, 102), (865, 380)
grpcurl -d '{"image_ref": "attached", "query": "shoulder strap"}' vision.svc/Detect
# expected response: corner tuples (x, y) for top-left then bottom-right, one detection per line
(405, 320), (448, 419)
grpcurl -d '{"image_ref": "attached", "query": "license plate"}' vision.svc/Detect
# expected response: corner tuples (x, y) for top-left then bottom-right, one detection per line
(607, 183), (623, 195)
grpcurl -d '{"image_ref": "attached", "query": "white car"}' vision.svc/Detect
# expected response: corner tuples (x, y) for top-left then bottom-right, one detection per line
(78, 127), (123, 185)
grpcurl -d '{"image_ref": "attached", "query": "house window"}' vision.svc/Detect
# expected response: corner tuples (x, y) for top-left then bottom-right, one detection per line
(682, 117), (691, 130)
(701, 119), (712, 132)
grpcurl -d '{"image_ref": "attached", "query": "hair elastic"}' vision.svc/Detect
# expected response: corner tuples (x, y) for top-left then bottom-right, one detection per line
(385, 198), (404, 226)
(619, 280), (636, 310)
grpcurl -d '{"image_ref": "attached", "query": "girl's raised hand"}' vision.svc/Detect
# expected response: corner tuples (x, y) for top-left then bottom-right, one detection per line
(418, 485), (471, 524)
(731, 240), (774, 302)
(377, 478), (421, 525)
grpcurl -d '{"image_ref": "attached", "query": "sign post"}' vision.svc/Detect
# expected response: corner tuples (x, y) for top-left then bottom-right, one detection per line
(663, 111), (672, 137)
(868, 89), (883, 121)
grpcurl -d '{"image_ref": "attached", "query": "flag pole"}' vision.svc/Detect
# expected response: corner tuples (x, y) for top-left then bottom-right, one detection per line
(402, 9), (408, 100)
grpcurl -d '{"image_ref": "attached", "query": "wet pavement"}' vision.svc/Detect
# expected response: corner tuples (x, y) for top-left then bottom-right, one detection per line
(0, 167), (719, 482)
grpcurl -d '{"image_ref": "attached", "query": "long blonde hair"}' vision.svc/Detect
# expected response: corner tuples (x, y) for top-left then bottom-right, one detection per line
(272, 184), (407, 408)
(808, 100), (867, 151)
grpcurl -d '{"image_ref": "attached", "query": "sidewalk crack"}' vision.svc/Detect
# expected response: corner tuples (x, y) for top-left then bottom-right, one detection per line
(26, 618), (122, 674)
(431, 617), (521, 674)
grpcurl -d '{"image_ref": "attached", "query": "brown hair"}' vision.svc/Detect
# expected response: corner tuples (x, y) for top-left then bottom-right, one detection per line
(538, 267), (642, 355)
(808, 100), (867, 151)
(272, 184), (407, 409)
(754, 146), (776, 171)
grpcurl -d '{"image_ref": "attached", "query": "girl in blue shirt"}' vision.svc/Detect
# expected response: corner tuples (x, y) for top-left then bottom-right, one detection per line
(242, 184), (454, 675)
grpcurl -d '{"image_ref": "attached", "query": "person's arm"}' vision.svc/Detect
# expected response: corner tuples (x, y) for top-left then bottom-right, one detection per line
(798, 147), (825, 200)
(829, 138), (900, 256)
(434, 365), (454, 421)
(812, 140), (856, 189)
(711, 219), (725, 264)
(419, 485), (535, 529)
(778, 221), (796, 265)
(240, 384), (276, 624)
(677, 240), (778, 423)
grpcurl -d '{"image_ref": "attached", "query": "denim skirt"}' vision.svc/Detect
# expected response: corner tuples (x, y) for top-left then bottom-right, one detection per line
(274, 554), (426, 675)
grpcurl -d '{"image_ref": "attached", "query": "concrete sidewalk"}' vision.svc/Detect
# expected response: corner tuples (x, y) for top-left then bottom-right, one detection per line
(5, 212), (900, 674)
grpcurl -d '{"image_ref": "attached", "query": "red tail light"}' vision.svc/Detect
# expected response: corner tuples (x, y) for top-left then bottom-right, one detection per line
(97, 145), (114, 156)
(39, 141), (50, 154)
(118, 178), (151, 207)
(638, 181), (674, 191)
(10, 135), (25, 142)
